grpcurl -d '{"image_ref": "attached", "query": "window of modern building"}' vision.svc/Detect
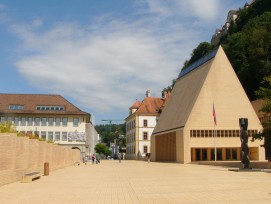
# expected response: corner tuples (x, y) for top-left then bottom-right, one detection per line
(14, 117), (19, 126)
(55, 117), (61, 126)
(34, 117), (40, 126)
(21, 117), (26, 126)
(0, 116), (5, 123)
(9, 105), (24, 110)
(41, 117), (47, 126)
(143, 132), (148, 140)
(143, 146), (148, 153)
(62, 132), (67, 141)
(48, 117), (54, 126)
(27, 117), (33, 126)
(48, 132), (53, 141)
(55, 132), (60, 141)
(41, 131), (46, 140)
(143, 119), (148, 127)
(62, 117), (68, 126)
(7, 117), (13, 123)
(73, 118), (79, 127)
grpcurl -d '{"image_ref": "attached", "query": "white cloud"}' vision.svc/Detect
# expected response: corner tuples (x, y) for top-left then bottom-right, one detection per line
(143, 0), (219, 22)
(9, 0), (247, 119)
(13, 16), (196, 114)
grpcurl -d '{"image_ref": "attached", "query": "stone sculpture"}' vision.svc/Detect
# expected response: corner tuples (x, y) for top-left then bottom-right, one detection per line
(239, 118), (250, 168)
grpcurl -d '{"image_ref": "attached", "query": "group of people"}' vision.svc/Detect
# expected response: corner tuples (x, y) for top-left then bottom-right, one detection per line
(91, 154), (100, 164)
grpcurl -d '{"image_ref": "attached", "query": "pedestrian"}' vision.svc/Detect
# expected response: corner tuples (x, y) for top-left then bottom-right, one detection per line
(84, 155), (88, 165)
(118, 153), (121, 163)
(91, 154), (96, 164)
(96, 153), (100, 164)
(147, 153), (151, 163)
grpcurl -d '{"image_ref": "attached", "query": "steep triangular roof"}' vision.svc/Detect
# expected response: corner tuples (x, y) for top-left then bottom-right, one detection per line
(153, 46), (261, 135)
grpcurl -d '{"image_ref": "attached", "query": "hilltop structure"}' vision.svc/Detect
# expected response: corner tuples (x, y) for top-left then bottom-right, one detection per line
(211, 0), (256, 45)
(0, 94), (98, 158)
(125, 90), (169, 160)
(151, 46), (265, 163)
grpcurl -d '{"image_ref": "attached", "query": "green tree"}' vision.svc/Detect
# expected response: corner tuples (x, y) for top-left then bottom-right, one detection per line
(95, 123), (125, 146)
(182, 42), (215, 70)
(252, 76), (271, 159)
(94, 143), (112, 156)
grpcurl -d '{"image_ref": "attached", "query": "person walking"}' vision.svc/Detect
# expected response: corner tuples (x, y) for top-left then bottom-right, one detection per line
(96, 153), (100, 164)
(147, 153), (151, 163)
(118, 153), (121, 163)
(91, 154), (96, 164)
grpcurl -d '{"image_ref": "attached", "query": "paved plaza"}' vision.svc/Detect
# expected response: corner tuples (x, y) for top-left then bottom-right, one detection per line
(0, 160), (271, 204)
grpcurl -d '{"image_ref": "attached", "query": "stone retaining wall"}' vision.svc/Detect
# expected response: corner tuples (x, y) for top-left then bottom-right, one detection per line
(0, 133), (80, 186)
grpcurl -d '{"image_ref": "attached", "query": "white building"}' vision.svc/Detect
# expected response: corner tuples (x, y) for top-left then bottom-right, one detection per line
(125, 90), (167, 160)
(0, 93), (98, 158)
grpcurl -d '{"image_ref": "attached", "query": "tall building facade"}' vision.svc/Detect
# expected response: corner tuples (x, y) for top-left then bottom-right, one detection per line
(125, 90), (166, 160)
(0, 94), (98, 157)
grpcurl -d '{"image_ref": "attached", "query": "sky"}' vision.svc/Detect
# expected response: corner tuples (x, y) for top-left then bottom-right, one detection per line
(0, 0), (248, 125)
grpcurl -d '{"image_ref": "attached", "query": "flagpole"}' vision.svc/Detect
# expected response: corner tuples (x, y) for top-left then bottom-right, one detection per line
(214, 123), (217, 161)
(213, 103), (217, 161)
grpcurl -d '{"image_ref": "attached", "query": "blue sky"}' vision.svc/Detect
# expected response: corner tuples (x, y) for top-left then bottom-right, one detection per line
(0, 0), (248, 125)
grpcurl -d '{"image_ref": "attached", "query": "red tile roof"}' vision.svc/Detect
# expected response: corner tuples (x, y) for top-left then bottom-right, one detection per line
(135, 97), (164, 114)
(130, 100), (141, 109)
(0, 93), (89, 116)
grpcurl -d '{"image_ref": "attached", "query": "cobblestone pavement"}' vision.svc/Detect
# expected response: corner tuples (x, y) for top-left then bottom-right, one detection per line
(0, 160), (271, 204)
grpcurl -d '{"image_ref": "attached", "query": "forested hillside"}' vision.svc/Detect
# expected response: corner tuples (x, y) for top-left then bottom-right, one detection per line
(165, 0), (271, 101)
(95, 123), (125, 145)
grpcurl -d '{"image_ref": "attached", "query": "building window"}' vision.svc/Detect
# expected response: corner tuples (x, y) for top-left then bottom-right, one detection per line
(143, 132), (148, 140)
(14, 117), (19, 126)
(21, 117), (26, 126)
(55, 117), (60, 126)
(27, 117), (33, 126)
(143, 119), (148, 127)
(41, 117), (47, 126)
(143, 146), (148, 153)
(62, 117), (68, 126)
(48, 117), (54, 126)
(73, 118), (79, 127)
(55, 132), (60, 141)
(9, 105), (24, 110)
(41, 131), (46, 140)
(36, 106), (65, 111)
(34, 117), (40, 126)
(0, 116), (5, 123)
(7, 117), (13, 123)
(62, 132), (67, 141)
(48, 132), (53, 141)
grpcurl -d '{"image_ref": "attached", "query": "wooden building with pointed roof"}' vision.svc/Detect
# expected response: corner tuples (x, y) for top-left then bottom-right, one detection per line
(151, 46), (265, 163)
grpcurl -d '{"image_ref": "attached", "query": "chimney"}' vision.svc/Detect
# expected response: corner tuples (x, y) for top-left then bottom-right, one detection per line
(146, 90), (150, 97)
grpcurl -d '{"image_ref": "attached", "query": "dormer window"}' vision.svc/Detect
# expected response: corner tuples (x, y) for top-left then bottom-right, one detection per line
(36, 106), (65, 111)
(9, 105), (24, 110)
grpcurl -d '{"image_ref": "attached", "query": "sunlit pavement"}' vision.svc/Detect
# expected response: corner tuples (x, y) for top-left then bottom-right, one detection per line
(0, 160), (271, 204)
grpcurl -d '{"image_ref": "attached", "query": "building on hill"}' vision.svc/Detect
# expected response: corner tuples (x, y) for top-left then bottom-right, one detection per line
(0, 93), (98, 159)
(125, 90), (169, 160)
(211, 0), (256, 46)
(151, 46), (265, 164)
